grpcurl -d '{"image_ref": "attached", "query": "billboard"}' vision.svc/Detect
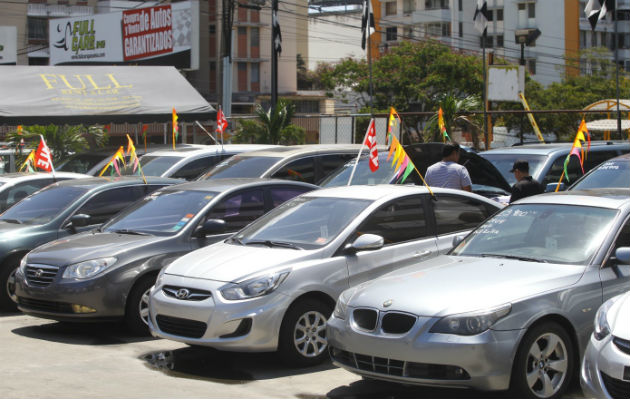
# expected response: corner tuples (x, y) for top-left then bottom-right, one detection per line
(487, 65), (525, 102)
(0, 26), (17, 65)
(49, 1), (198, 69)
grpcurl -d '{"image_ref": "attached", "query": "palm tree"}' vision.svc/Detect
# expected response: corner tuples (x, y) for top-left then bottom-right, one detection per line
(233, 100), (306, 145)
(424, 95), (483, 150)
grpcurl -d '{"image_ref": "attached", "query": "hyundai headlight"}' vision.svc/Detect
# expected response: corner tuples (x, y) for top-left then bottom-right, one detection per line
(593, 297), (616, 341)
(220, 270), (289, 300)
(430, 304), (512, 336)
(62, 257), (117, 280)
(333, 287), (359, 320)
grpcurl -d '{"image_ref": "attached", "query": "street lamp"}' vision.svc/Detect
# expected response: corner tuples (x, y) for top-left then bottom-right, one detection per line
(515, 28), (541, 66)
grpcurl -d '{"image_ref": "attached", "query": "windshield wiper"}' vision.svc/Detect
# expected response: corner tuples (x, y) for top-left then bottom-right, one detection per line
(113, 229), (150, 236)
(243, 240), (302, 250)
(480, 253), (548, 263)
(1, 218), (22, 224)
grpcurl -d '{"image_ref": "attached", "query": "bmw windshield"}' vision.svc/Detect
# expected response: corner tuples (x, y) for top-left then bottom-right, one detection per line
(0, 185), (88, 225)
(231, 196), (371, 250)
(451, 204), (618, 265)
(102, 190), (218, 236)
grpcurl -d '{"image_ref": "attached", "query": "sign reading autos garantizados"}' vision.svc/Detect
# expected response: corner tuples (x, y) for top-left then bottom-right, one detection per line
(49, 1), (196, 68)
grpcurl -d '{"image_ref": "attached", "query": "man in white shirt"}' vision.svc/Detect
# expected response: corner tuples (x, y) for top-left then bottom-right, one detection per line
(425, 143), (472, 191)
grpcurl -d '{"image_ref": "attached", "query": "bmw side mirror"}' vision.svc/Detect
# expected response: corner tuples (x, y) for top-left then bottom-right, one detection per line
(70, 214), (91, 228)
(345, 234), (384, 254)
(194, 219), (226, 237)
(545, 182), (565, 192)
(615, 247), (630, 264)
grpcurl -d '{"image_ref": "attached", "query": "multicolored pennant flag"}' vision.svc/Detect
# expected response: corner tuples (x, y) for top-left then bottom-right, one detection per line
(34, 135), (54, 172)
(142, 124), (148, 152)
(386, 107), (401, 145)
(555, 121), (591, 189)
(126, 134), (148, 184)
(364, 119), (378, 172)
(387, 132), (433, 192)
(17, 125), (23, 135)
(99, 146), (126, 177)
(103, 124), (111, 134)
(216, 106), (228, 136)
(438, 108), (450, 143)
(19, 150), (36, 173)
(172, 108), (179, 149)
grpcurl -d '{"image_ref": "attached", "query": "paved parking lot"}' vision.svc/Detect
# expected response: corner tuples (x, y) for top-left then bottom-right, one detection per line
(1, 312), (584, 398)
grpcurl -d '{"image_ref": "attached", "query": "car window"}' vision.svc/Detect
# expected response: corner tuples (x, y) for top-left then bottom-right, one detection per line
(199, 156), (282, 180)
(611, 219), (630, 263)
(206, 189), (266, 232)
(354, 196), (427, 245)
(0, 185), (88, 225)
(481, 153), (547, 186)
(170, 156), (221, 180)
(0, 179), (53, 212)
(433, 194), (491, 235)
(269, 186), (313, 207)
(571, 159), (630, 190)
(318, 154), (357, 183)
(57, 154), (106, 174)
(583, 150), (621, 171)
(127, 155), (183, 177)
(272, 157), (316, 183)
(542, 155), (583, 186)
(75, 185), (161, 225)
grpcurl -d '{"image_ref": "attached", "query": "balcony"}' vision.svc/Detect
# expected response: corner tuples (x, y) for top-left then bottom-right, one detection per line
(411, 8), (450, 24)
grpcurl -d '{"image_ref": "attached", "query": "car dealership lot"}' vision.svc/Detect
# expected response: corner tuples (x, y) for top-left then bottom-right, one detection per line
(1, 312), (584, 398)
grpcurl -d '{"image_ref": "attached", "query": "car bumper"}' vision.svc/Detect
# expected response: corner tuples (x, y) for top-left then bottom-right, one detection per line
(326, 314), (522, 392)
(580, 333), (630, 399)
(148, 274), (292, 352)
(14, 266), (127, 321)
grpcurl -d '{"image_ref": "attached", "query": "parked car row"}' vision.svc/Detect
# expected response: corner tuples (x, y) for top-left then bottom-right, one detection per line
(2, 142), (629, 399)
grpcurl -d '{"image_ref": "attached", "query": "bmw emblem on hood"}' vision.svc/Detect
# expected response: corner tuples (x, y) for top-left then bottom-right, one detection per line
(383, 299), (393, 308)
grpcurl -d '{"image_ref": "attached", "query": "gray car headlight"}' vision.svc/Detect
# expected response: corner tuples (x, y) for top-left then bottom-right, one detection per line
(62, 257), (117, 280)
(18, 256), (28, 274)
(593, 297), (616, 341)
(220, 271), (289, 300)
(333, 287), (359, 320)
(430, 304), (512, 336)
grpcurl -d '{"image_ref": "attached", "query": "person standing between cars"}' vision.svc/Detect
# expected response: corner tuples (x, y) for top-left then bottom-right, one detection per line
(425, 143), (472, 192)
(509, 160), (544, 203)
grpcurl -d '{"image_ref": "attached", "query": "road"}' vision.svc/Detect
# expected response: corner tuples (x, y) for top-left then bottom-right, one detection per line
(1, 312), (585, 398)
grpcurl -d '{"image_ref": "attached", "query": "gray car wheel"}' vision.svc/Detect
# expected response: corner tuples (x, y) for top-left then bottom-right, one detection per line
(125, 275), (156, 336)
(279, 298), (332, 367)
(0, 263), (19, 312)
(511, 322), (574, 398)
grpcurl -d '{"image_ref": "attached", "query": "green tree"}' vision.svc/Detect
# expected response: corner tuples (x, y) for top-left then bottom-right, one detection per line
(232, 100), (306, 145)
(7, 124), (108, 167)
(424, 95), (483, 148)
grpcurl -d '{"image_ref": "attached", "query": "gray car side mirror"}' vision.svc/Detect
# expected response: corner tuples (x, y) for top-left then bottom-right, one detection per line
(194, 219), (226, 237)
(70, 214), (91, 228)
(615, 247), (630, 264)
(345, 234), (384, 254)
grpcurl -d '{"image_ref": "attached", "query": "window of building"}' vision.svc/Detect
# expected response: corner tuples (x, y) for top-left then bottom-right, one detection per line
(496, 9), (503, 21)
(250, 27), (259, 48)
(580, 30), (587, 48)
(209, 61), (216, 92)
(591, 31), (597, 47)
(527, 58), (536, 75)
(480, 35), (493, 48)
(386, 26), (397, 41)
(496, 34), (504, 47)
(458, 22), (463, 38)
(403, 0), (415, 14)
(425, 0), (448, 9)
(27, 17), (47, 42)
(251, 63), (259, 83)
(528, 3), (535, 18)
(458, 0), (462, 12)
(426, 22), (450, 37)
(487, 10), (493, 21)
(209, 25), (216, 34)
(385, 1), (397, 16)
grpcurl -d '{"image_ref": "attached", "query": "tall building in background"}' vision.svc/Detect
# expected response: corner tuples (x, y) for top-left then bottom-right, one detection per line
(378, 0), (629, 86)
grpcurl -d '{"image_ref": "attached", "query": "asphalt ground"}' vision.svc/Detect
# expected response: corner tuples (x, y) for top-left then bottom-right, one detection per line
(1, 312), (585, 398)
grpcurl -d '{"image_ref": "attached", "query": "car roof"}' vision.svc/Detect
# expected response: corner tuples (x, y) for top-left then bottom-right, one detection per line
(303, 183), (500, 203)
(0, 172), (89, 183)
(52, 176), (183, 190)
(514, 188), (630, 209)
(143, 144), (279, 158)
(159, 178), (318, 193)
(234, 144), (364, 158)
(480, 141), (630, 156)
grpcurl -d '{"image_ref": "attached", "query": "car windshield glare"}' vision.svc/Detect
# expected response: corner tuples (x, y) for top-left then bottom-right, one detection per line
(0, 185), (88, 225)
(481, 154), (546, 185)
(102, 190), (217, 235)
(198, 156), (281, 180)
(570, 160), (630, 190)
(233, 196), (371, 249)
(451, 204), (618, 265)
(123, 155), (182, 176)
(320, 154), (398, 187)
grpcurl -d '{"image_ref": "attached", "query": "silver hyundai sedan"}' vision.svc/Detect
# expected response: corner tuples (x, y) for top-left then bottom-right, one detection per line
(327, 189), (630, 398)
(148, 185), (502, 366)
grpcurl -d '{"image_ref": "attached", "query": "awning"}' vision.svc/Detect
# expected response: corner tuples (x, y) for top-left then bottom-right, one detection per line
(0, 66), (214, 125)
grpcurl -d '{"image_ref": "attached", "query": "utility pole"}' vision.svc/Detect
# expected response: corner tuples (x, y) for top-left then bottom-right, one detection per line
(271, 0), (279, 112)
(219, 0), (234, 118)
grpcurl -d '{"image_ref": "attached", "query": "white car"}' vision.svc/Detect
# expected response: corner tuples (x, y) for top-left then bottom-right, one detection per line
(581, 287), (630, 398)
(148, 185), (502, 366)
(0, 172), (89, 212)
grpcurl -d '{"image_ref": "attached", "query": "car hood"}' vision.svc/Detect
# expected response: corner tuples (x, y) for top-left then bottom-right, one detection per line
(348, 255), (585, 316)
(0, 221), (43, 244)
(27, 232), (168, 266)
(164, 242), (317, 283)
(609, 291), (630, 340)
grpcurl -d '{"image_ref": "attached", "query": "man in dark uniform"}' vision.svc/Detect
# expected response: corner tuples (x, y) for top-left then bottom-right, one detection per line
(509, 160), (544, 203)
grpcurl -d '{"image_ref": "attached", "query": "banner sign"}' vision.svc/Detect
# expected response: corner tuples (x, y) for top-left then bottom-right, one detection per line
(122, 5), (173, 61)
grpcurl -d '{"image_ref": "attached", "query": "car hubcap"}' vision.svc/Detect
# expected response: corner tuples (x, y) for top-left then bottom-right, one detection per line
(525, 332), (568, 398)
(139, 288), (151, 325)
(6, 268), (17, 304)
(293, 310), (327, 358)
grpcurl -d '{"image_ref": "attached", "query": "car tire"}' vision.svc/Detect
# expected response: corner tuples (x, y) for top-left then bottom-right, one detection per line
(125, 275), (155, 336)
(278, 298), (332, 367)
(0, 260), (20, 312)
(510, 321), (575, 399)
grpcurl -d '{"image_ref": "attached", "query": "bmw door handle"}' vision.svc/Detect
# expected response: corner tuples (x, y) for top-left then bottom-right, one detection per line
(414, 250), (432, 258)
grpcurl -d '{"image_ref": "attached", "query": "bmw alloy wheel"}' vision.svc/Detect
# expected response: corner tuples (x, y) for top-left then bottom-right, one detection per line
(524, 332), (569, 398)
(293, 310), (327, 358)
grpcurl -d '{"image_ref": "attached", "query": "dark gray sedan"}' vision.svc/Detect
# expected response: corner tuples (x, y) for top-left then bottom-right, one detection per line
(1, 176), (180, 311)
(14, 179), (317, 334)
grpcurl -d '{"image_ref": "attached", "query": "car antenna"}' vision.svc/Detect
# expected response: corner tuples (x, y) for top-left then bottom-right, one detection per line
(195, 121), (222, 150)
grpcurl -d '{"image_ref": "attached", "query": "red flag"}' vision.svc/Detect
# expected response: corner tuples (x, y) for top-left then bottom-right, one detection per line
(364, 118), (378, 172)
(34, 135), (53, 172)
(216, 107), (228, 134)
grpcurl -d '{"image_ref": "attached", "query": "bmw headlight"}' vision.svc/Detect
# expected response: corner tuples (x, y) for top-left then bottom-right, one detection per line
(430, 304), (512, 336)
(62, 257), (117, 280)
(594, 297), (616, 341)
(333, 287), (359, 320)
(220, 270), (289, 300)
